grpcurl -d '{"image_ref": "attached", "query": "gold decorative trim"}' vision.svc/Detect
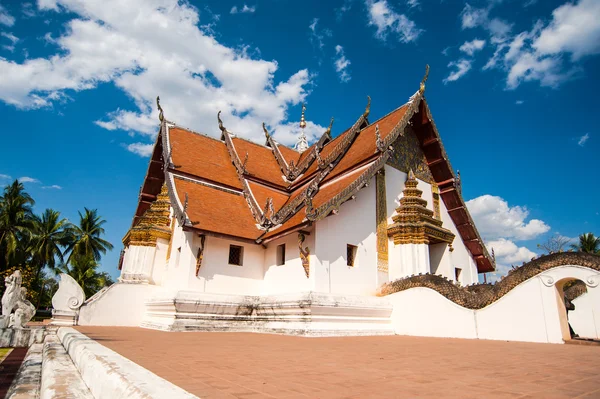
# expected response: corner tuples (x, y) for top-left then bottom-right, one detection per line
(376, 171), (388, 272)
(123, 184), (172, 247)
(196, 234), (206, 276)
(387, 170), (454, 245)
(432, 183), (441, 220)
(298, 232), (310, 278)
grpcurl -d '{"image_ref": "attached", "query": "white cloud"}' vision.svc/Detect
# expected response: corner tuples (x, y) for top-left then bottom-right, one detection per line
(466, 194), (550, 241)
(336, 0), (352, 21)
(334, 45), (351, 83)
(578, 133), (589, 147)
(461, 4), (488, 30)
(365, 0), (422, 43)
(515, 100), (524, 105)
(533, 0), (600, 61)
(308, 18), (331, 50)
(459, 39), (485, 56)
(487, 238), (537, 265)
(0, 0), (322, 152)
(126, 142), (154, 157)
(460, 4), (511, 44)
(1, 32), (19, 44)
(443, 59), (472, 83)
(230, 4), (256, 14)
(18, 176), (40, 183)
(441, 46), (450, 56)
(407, 0), (419, 8)
(0, 4), (15, 27)
(272, 120), (324, 148)
(481, 0), (599, 89)
(42, 184), (62, 189)
(22, 3), (36, 18)
(0, 174), (11, 180)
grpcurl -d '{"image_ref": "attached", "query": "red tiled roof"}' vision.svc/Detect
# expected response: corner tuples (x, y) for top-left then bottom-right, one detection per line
(132, 93), (493, 273)
(169, 127), (242, 190)
(173, 178), (259, 240)
(231, 138), (287, 188)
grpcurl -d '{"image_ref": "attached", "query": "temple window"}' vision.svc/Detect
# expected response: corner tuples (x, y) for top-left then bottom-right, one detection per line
(347, 244), (358, 267)
(276, 244), (286, 266)
(229, 245), (244, 266)
(455, 267), (462, 282)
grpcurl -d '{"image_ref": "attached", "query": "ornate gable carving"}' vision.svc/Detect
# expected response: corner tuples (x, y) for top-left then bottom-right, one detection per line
(386, 126), (433, 183)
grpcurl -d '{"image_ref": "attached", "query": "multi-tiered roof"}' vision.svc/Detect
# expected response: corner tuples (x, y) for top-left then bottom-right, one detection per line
(128, 71), (495, 273)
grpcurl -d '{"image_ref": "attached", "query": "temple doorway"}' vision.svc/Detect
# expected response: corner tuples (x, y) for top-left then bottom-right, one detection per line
(555, 278), (588, 341)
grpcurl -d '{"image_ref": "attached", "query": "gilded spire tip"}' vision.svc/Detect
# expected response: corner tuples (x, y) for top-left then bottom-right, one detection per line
(364, 96), (371, 119)
(325, 117), (334, 135)
(419, 64), (430, 94)
(299, 103), (307, 129)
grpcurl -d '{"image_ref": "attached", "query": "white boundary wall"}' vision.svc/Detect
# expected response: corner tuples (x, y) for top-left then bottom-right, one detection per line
(389, 266), (600, 343)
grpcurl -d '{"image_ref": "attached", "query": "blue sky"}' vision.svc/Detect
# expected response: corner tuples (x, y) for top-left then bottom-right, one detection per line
(0, 0), (598, 280)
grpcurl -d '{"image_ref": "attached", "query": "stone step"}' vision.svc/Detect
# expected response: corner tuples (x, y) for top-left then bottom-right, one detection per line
(41, 334), (93, 399)
(4, 343), (42, 399)
(58, 327), (198, 399)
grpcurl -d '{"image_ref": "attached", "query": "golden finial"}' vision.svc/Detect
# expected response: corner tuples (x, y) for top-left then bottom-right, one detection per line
(299, 103), (307, 129)
(325, 117), (334, 135)
(419, 64), (430, 94)
(408, 169), (416, 181)
(157, 96), (164, 122)
(364, 96), (371, 119)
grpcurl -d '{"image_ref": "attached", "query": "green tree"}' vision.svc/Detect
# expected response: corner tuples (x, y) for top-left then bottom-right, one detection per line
(570, 233), (600, 254)
(57, 254), (114, 298)
(0, 180), (35, 270)
(65, 208), (113, 263)
(31, 209), (72, 271)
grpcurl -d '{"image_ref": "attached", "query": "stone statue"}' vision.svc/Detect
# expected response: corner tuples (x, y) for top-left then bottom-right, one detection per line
(0, 270), (35, 329)
(9, 287), (36, 329)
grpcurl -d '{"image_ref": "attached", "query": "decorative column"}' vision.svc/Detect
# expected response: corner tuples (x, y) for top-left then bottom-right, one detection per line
(376, 171), (389, 281)
(121, 184), (172, 283)
(387, 170), (455, 280)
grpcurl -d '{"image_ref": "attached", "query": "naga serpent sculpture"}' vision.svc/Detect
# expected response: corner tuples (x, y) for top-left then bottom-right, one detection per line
(378, 252), (600, 310)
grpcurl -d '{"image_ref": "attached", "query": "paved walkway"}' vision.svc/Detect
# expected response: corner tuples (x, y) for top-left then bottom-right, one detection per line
(0, 348), (27, 399)
(76, 327), (600, 399)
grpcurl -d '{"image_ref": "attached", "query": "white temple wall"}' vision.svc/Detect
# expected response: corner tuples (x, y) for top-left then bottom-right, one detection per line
(150, 238), (169, 286)
(78, 283), (162, 326)
(389, 266), (600, 343)
(161, 218), (195, 291)
(439, 197), (478, 285)
(262, 231), (314, 295)
(120, 245), (157, 282)
(189, 235), (264, 295)
(313, 178), (378, 295)
(570, 291), (600, 339)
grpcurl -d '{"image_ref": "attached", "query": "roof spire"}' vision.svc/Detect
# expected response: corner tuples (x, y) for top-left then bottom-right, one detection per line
(157, 96), (164, 122)
(217, 111), (226, 133)
(364, 96), (371, 119)
(295, 103), (309, 153)
(419, 64), (430, 94)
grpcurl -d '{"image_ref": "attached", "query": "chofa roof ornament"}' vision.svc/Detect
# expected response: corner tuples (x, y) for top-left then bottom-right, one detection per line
(157, 96), (164, 122)
(419, 64), (430, 94)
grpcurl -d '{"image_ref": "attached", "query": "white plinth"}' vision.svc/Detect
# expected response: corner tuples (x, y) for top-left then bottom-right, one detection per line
(142, 291), (394, 336)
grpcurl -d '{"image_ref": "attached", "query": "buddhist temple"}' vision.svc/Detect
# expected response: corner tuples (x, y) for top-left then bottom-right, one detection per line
(77, 68), (500, 335)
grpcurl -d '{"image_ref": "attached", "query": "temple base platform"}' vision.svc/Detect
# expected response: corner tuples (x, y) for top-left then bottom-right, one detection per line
(141, 291), (394, 337)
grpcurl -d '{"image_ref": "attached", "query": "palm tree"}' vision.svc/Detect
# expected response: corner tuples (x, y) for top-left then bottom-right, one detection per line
(0, 180), (35, 270)
(570, 233), (600, 254)
(56, 254), (113, 297)
(31, 208), (72, 273)
(65, 208), (113, 263)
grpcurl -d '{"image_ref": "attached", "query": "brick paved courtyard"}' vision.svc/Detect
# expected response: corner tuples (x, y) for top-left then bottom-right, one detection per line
(76, 327), (600, 399)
